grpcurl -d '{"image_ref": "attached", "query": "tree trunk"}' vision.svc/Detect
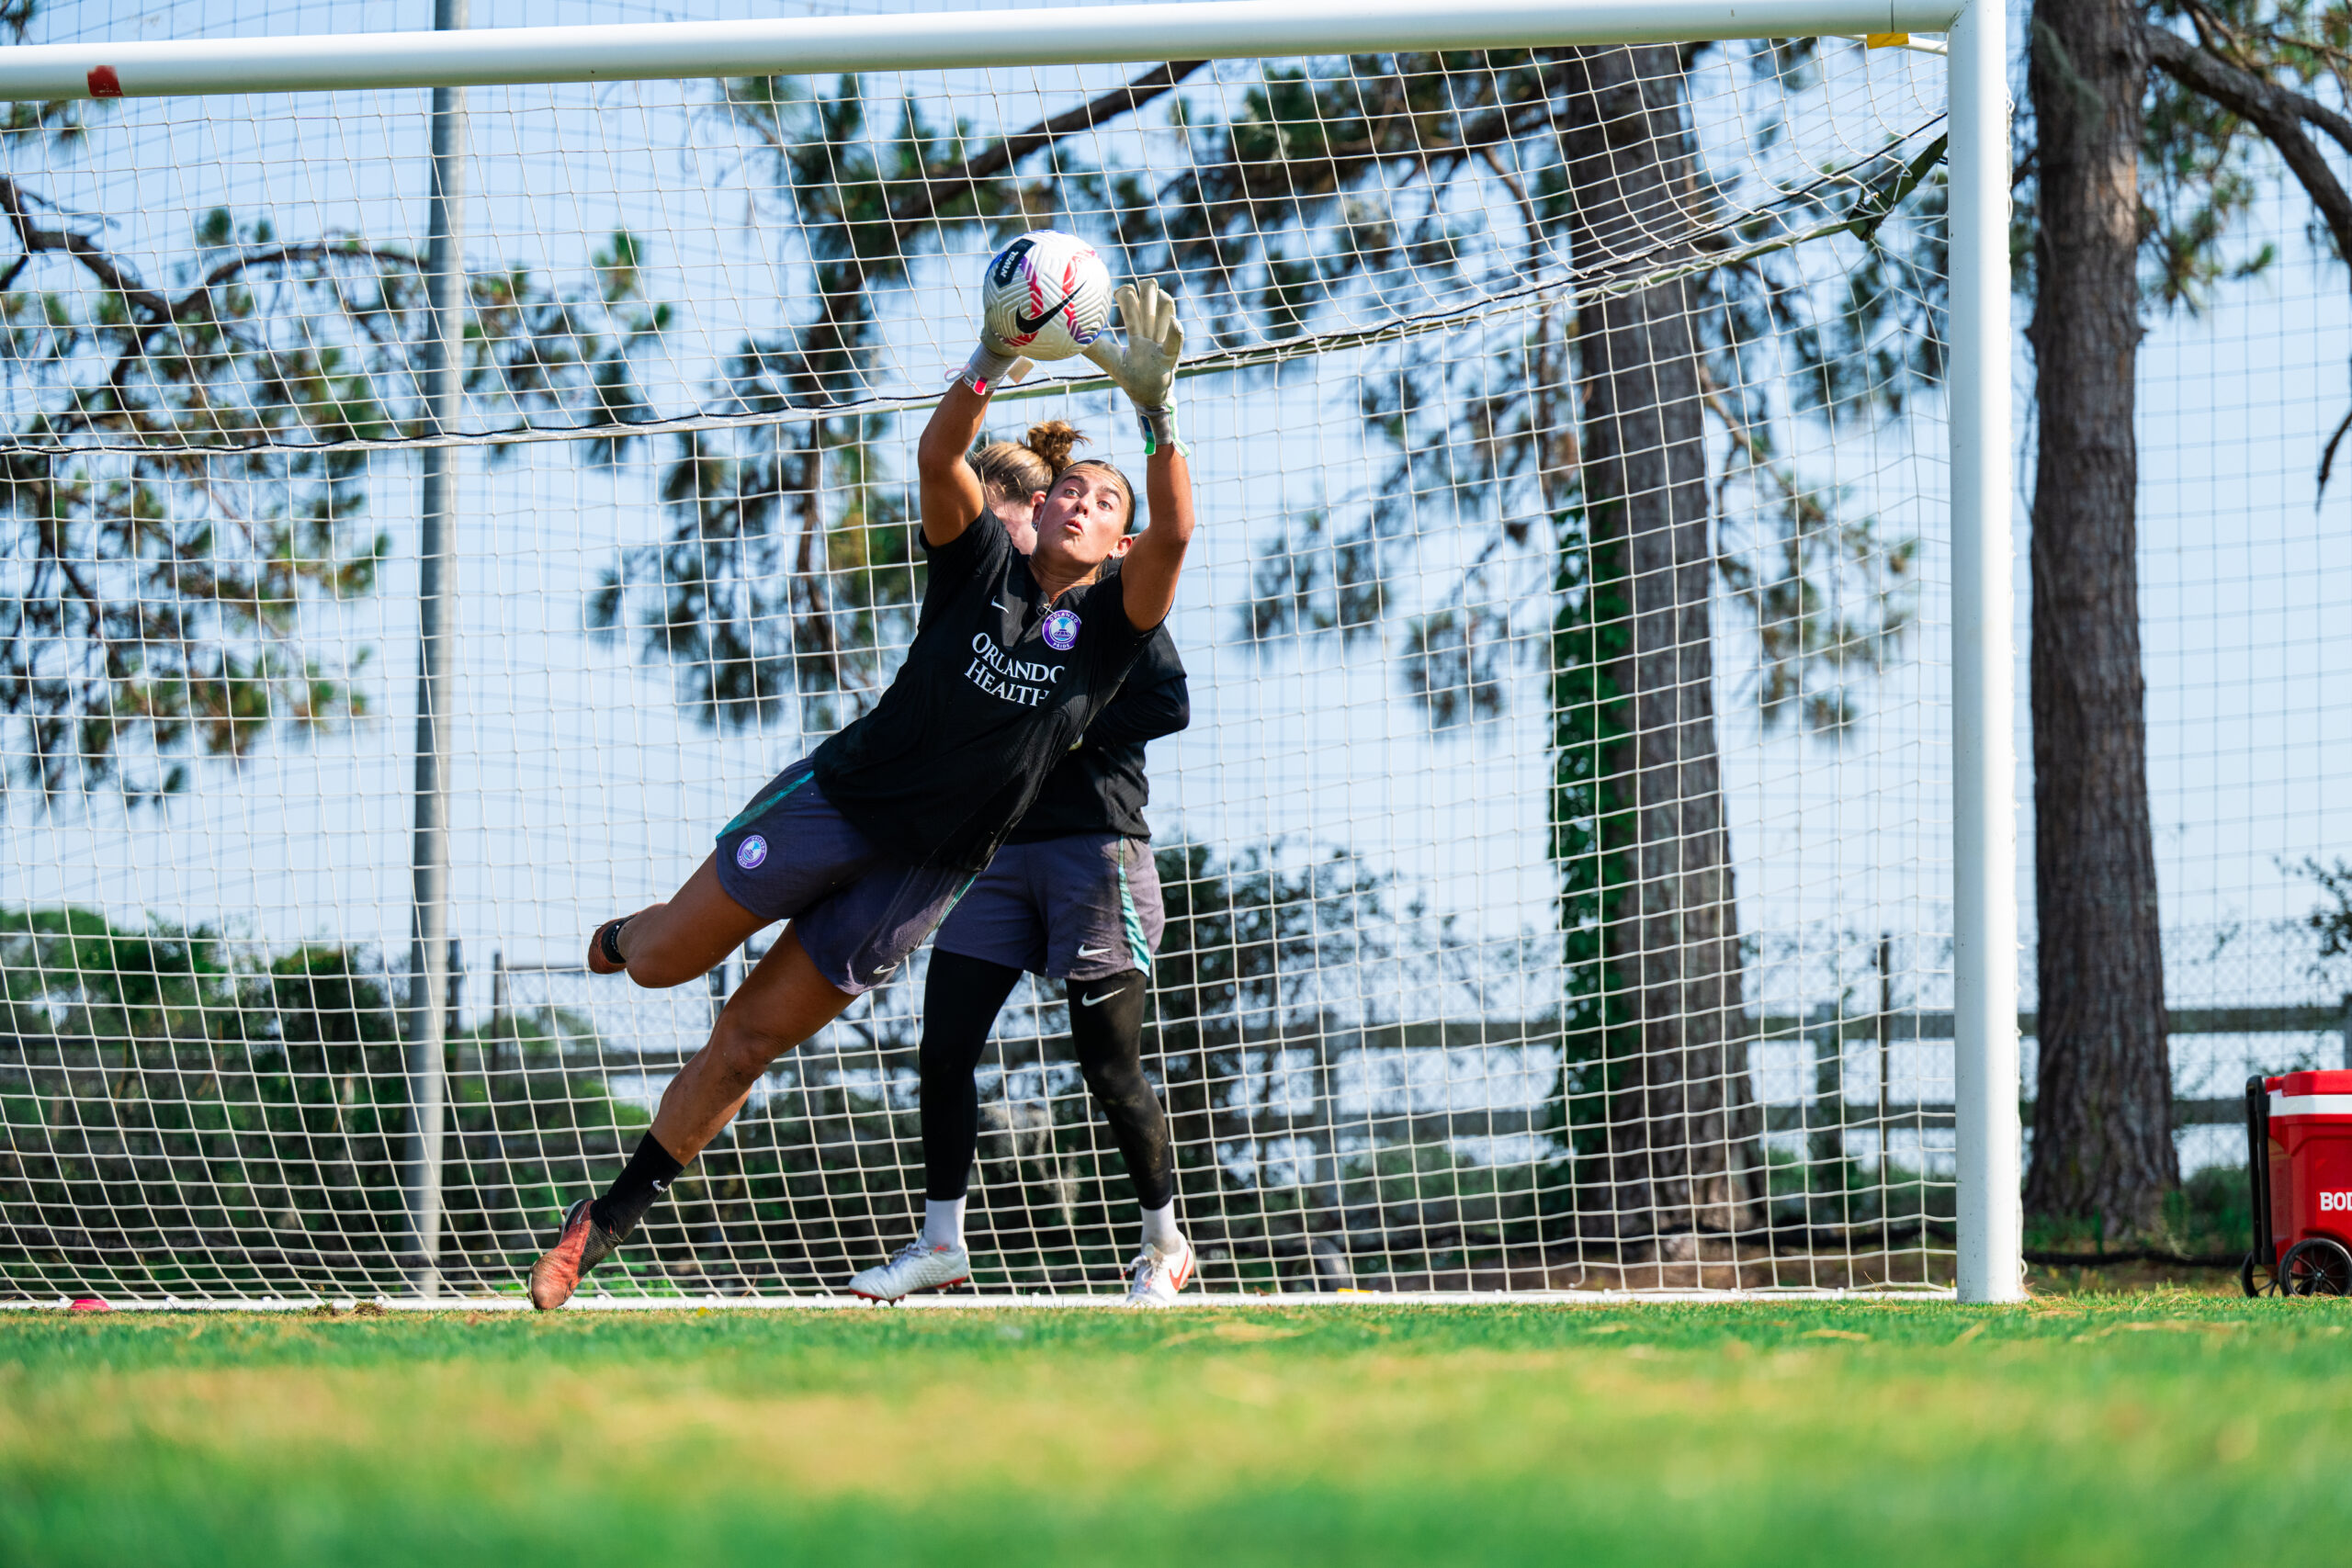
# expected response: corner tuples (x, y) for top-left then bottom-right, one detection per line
(1560, 46), (1760, 1253)
(2024, 0), (2177, 1234)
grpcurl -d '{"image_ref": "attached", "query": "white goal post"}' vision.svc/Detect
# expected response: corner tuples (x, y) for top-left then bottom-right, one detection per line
(0, 0), (2017, 1303)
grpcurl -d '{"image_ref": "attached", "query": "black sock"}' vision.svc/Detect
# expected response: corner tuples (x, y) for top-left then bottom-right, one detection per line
(590, 1132), (686, 1240)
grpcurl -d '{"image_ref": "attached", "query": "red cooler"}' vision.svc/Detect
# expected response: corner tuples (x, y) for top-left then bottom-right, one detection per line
(2244, 1070), (2352, 1296)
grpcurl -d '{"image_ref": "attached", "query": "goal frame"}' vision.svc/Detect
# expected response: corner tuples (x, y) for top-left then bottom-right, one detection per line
(0, 0), (2020, 1304)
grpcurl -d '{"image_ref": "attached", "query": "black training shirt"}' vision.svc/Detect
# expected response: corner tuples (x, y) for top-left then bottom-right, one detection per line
(810, 511), (1156, 872)
(1005, 626), (1188, 843)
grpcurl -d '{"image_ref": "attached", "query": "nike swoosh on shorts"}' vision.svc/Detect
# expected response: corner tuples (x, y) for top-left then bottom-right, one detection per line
(1076, 945), (1112, 959)
(1080, 989), (1119, 1007)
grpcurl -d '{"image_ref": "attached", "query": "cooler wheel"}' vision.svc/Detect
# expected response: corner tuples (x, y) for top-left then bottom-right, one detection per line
(2280, 1237), (2352, 1298)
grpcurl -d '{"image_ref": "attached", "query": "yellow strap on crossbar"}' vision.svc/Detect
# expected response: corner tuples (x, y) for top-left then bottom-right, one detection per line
(1864, 31), (1911, 47)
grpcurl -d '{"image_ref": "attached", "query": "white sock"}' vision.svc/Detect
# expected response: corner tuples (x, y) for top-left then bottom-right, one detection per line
(1140, 1201), (1182, 1254)
(922, 1197), (966, 1251)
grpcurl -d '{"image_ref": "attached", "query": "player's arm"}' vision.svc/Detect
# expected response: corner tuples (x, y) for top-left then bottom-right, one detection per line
(1119, 446), (1193, 633)
(917, 382), (989, 548)
(1085, 650), (1190, 748)
(922, 310), (1036, 547)
(1083, 280), (1193, 634)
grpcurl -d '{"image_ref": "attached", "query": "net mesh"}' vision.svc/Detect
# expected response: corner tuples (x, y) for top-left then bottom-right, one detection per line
(0, 3), (1959, 1299)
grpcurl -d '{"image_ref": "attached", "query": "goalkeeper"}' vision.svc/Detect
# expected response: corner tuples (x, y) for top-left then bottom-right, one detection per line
(528, 281), (1194, 1310)
(846, 419), (1192, 1310)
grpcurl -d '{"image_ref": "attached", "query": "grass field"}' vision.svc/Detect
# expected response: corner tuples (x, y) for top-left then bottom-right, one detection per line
(3, 1293), (2346, 1566)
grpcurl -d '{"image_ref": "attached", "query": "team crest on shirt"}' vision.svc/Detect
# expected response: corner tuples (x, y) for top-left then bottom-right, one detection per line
(1042, 607), (1081, 650)
(735, 834), (768, 871)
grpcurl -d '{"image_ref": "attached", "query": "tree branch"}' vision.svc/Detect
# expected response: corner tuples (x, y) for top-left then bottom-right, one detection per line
(2319, 402), (2352, 504)
(1475, 141), (1546, 265)
(181, 238), (416, 315)
(0, 175), (171, 319)
(0, 173), (414, 328)
(2143, 18), (2352, 501)
(2, 171), (427, 447)
(888, 58), (1208, 245)
(28, 507), (121, 676)
(2141, 19), (2352, 260)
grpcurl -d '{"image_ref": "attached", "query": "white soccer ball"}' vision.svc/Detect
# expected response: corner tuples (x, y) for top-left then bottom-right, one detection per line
(980, 230), (1114, 362)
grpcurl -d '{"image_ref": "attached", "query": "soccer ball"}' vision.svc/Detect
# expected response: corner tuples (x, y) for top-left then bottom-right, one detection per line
(981, 230), (1114, 362)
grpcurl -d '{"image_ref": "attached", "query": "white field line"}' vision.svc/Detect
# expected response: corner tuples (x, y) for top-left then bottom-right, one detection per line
(6, 1286), (1956, 1311)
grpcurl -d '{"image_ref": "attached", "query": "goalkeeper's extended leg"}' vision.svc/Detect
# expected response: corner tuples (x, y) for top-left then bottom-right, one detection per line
(1069, 968), (1193, 1306)
(530, 930), (853, 1309)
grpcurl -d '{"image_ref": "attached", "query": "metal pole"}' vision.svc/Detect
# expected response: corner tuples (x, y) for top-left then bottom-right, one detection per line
(1947, 0), (2023, 1304)
(404, 0), (468, 1302)
(1811, 1006), (1841, 1173)
(1877, 932), (1893, 1164)
(492, 950), (510, 1081)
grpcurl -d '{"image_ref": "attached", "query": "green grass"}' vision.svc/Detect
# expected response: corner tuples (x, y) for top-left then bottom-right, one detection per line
(2, 1294), (2345, 1565)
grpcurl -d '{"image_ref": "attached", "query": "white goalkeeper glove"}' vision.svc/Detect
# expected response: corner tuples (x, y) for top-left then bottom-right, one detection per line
(1081, 278), (1187, 456)
(956, 325), (1033, 397)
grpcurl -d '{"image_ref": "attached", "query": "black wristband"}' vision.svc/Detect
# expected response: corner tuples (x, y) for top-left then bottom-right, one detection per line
(598, 919), (628, 967)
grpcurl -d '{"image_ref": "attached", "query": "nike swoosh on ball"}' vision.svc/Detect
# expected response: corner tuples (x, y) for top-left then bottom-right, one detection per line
(1014, 290), (1072, 333)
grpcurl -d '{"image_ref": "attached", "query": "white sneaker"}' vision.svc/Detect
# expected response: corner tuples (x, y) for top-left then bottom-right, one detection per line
(846, 1238), (970, 1302)
(1123, 1237), (1195, 1308)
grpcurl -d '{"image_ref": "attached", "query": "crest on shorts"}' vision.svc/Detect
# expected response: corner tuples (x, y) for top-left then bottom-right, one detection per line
(1042, 607), (1081, 651)
(735, 834), (768, 871)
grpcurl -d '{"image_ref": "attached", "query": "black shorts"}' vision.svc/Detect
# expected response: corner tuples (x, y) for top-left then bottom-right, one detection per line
(713, 759), (975, 996)
(929, 832), (1163, 982)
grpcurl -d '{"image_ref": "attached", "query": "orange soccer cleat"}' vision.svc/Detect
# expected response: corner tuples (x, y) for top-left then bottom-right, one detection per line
(528, 1197), (622, 1310)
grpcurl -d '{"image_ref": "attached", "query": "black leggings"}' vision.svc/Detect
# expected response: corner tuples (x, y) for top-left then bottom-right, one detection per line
(920, 948), (1173, 1211)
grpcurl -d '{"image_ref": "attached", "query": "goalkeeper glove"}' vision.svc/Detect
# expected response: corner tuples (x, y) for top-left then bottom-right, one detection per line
(956, 325), (1033, 397)
(1081, 278), (1188, 456)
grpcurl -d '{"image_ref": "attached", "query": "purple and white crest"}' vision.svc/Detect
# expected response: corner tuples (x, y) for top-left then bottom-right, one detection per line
(1042, 607), (1081, 651)
(735, 834), (769, 871)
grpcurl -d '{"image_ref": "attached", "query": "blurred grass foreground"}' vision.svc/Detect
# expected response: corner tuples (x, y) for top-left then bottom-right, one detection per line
(1, 1295), (2348, 1566)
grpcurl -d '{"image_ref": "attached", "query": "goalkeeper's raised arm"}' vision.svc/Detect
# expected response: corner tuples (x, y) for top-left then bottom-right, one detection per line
(1085, 279), (1194, 633)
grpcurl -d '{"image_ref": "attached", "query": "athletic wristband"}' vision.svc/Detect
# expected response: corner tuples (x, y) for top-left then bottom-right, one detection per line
(1137, 403), (1188, 457)
(598, 919), (628, 968)
(956, 343), (1030, 396)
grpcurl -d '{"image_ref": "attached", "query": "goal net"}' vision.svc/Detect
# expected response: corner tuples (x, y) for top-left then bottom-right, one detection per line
(0, 1), (1964, 1302)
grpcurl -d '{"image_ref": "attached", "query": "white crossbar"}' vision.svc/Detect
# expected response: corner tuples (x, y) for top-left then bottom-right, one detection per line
(6, 0), (1961, 100)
